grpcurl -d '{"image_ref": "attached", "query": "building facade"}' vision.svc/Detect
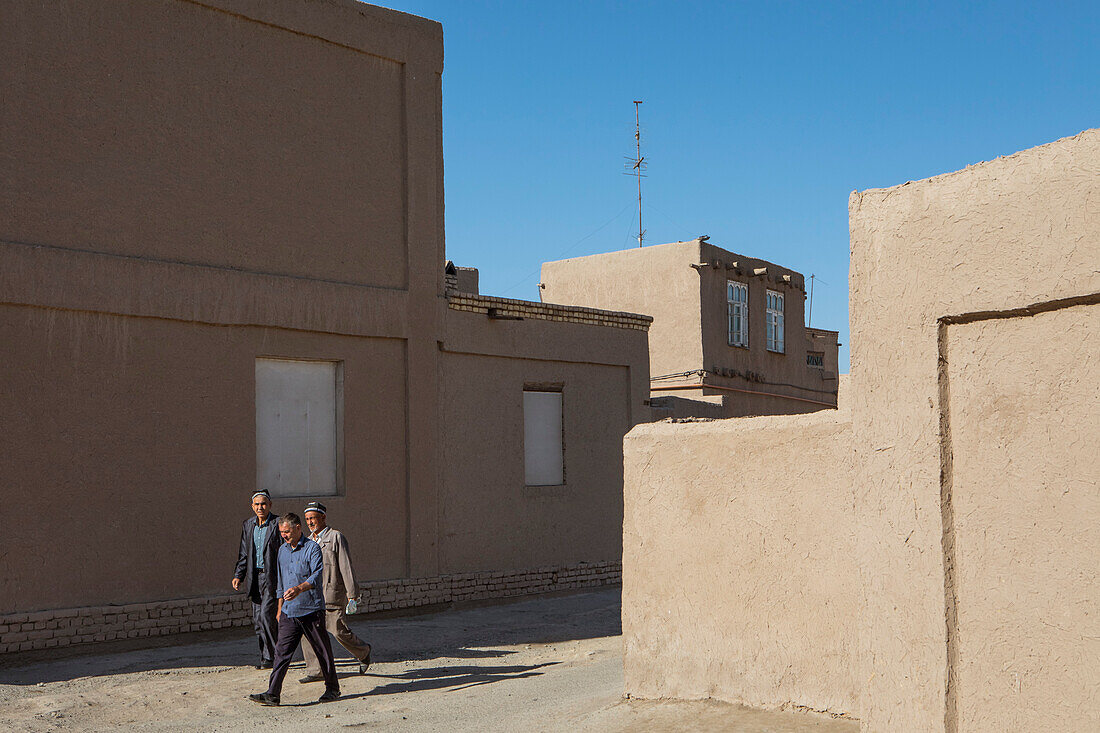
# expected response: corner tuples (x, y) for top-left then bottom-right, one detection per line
(0, 0), (649, 653)
(541, 239), (840, 418)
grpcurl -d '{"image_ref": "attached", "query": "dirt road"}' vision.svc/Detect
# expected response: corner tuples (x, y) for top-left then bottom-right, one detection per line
(0, 588), (857, 732)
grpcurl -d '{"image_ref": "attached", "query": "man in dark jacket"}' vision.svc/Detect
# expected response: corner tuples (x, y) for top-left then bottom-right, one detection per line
(233, 490), (280, 668)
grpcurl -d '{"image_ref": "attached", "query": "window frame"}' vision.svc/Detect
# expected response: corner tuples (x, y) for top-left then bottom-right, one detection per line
(766, 289), (785, 354)
(727, 280), (749, 347)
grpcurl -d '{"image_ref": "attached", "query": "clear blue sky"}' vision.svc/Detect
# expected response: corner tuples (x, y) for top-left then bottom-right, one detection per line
(380, 1), (1098, 372)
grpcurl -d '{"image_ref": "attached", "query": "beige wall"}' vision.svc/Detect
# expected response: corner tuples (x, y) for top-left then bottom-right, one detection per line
(622, 407), (859, 715)
(622, 129), (1099, 731)
(0, 306), (409, 613)
(1, 0), (446, 611)
(948, 306), (1098, 732)
(2, 0), (434, 289)
(441, 305), (650, 572)
(1, 0), (654, 626)
(541, 241), (705, 379)
(1, 0), (656, 629)
(850, 128), (1100, 732)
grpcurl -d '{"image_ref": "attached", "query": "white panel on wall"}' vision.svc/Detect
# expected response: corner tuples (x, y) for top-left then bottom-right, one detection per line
(256, 358), (339, 497)
(524, 390), (563, 486)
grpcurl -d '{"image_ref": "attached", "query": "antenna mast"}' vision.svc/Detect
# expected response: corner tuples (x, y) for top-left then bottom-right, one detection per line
(808, 274), (815, 327)
(625, 100), (647, 247)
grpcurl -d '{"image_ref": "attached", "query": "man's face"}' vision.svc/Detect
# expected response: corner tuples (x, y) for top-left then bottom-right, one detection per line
(304, 511), (327, 534)
(279, 522), (302, 545)
(252, 496), (271, 521)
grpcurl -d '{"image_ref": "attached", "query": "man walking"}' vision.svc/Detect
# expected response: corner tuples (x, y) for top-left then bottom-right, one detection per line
(249, 513), (340, 706)
(299, 501), (372, 683)
(232, 490), (280, 669)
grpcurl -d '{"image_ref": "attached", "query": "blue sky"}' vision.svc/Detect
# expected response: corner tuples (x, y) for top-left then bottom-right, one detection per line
(380, 1), (1098, 372)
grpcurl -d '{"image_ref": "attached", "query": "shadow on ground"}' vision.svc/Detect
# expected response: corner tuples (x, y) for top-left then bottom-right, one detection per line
(0, 588), (620, 685)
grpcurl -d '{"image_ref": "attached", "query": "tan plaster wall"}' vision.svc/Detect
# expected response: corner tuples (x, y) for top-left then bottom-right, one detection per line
(849, 128), (1100, 732)
(440, 307), (650, 573)
(947, 305), (1099, 732)
(0, 305), (408, 613)
(1, 0), (439, 288)
(540, 241), (705, 379)
(622, 408), (859, 715)
(1, 0), (446, 612)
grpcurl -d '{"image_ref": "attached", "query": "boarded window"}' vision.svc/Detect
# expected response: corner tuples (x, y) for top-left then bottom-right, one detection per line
(807, 351), (825, 367)
(256, 358), (341, 498)
(523, 390), (564, 486)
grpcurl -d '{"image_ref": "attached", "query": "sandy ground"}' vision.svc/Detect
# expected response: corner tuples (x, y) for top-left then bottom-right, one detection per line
(0, 588), (857, 732)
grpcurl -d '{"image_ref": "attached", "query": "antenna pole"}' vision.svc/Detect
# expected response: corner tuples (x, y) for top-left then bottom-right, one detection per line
(808, 274), (815, 327)
(633, 100), (644, 247)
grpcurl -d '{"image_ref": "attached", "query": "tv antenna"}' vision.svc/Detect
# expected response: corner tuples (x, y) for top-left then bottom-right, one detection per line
(807, 274), (828, 327)
(624, 100), (647, 246)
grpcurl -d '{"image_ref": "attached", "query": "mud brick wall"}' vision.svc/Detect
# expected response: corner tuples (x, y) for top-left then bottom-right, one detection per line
(0, 561), (621, 654)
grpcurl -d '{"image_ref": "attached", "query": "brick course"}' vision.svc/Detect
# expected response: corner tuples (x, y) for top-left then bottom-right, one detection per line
(0, 560), (621, 654)
(447, 293), (652, 331)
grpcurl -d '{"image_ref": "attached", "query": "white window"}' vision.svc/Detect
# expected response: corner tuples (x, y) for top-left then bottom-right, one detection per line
(523, 389), (564, 486)
(255, 358), (342, 497)
(727, 281), (748, 347)
(766, 290), (785, 353)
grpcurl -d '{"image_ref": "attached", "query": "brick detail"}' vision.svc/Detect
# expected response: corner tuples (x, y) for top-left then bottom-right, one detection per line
(447, 293), (652, 331)
(0, 561), (621, 654)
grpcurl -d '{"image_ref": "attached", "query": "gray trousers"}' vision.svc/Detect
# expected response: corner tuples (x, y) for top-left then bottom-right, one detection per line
(251, 569), (278, 664)
(302, 605), (371, 675)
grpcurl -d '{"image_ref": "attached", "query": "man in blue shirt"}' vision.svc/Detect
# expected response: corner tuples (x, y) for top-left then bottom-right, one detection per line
(248, 513), (340, 706)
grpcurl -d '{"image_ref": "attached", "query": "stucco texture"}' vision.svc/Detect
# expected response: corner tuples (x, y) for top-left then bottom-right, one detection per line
(0, 305), (409, 613)
(621, 128), (1099, 732)
(440, 306), (650, 574)
(0, 0), (447, 610)
(541, 241), (705, 380)
(947, 306), (1099, 732)
(622, 408), (859, 716)
(849, 128), (1100, 732)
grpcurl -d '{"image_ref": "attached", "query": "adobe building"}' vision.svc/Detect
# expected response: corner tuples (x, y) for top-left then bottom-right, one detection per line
(621, 129), (1099, 732)
(0, 0), (649, 653)
(541, 239), (840, 418)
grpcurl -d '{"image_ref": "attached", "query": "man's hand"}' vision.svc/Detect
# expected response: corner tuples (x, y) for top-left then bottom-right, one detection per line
(232, 578), (241, 591)
(283, 585), (302, 601)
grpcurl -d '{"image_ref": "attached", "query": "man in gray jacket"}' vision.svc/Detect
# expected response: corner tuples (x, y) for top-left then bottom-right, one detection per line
(299, 501), (372, 683)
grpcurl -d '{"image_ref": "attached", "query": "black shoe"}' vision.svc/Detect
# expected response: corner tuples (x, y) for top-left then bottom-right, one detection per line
(299, 674), (324, 684)
(255, 661), (273, 670)
(248, 692), (280, 706)
(318, 689), (340, 703)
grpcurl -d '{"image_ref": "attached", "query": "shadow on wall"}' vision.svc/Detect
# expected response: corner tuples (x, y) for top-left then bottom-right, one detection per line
(0, 588), (622, 686)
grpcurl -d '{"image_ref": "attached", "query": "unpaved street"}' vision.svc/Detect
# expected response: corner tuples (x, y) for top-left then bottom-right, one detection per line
(0, 589), (856, 732)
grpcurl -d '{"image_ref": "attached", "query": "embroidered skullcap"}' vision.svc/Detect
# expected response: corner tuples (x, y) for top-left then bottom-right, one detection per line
(304, 501), (327, 515)
(252, 489), (271, 500)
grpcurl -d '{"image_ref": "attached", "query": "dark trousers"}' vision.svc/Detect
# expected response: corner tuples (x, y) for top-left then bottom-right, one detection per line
(251, 570), (278, 664)
(302, 605), (372, 676)
(267, 610), (339, 697)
